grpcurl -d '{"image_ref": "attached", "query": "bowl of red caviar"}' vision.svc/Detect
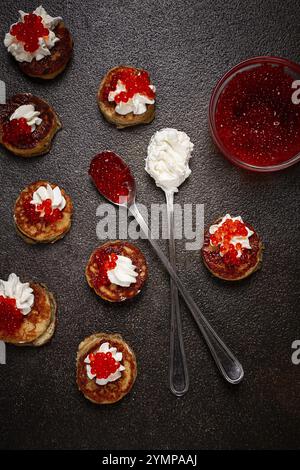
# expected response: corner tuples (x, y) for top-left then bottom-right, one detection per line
(209, 56), (300, 172)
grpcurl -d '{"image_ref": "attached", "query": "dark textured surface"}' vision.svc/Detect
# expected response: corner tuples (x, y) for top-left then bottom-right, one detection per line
(0, 0), (300, 450)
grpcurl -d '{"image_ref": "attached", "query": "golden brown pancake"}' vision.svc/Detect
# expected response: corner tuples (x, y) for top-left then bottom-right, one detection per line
(0, 283), (57, 346)
(77, 333), (137, 404)
(0, 93), (61, 157)
(201, 217), (263, 281)
(18, 22), (73, 80)
(14, 180), (73, 244)
(86, 241), (148, 302)
(97, 65), (155, 129)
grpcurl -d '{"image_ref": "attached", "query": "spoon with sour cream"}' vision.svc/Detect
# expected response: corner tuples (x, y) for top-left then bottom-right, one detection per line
(89, 151), (244, 385)
(145, 128), (193, 396)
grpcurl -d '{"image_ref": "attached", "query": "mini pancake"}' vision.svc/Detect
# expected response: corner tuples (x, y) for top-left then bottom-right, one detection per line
(97, 65), (155, 129)
(0, 93), (61, 157)
(201, 217), (263, 281)
(76, 333), (137, 405)
(0, 283), (57, 346)
(86, 241), (148, 302)
(14, 180), (73, 244)
(18, 22), (73, 80)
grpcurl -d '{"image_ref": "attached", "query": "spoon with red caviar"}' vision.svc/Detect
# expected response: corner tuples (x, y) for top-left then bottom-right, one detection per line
(89, 151), (244, 385)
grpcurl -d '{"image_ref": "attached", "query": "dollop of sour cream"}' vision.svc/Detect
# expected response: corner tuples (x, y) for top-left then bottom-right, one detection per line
(4, 5), (62, 63)
(84, 342), (125, 386)
(0, 273), (34, 315)
(107, 255), (138, 287)
(10, 104), (42, 132)
(31, 183), (66, 212)
(145, 128), (194, 193)
(209, 214), (254, 257)
(108, 80), (156, 115)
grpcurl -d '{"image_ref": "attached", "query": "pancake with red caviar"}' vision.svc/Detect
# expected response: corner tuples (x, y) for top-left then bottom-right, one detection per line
(4, 6), (73, 80)
(18, 22), (73, 79)
(0, 93), (61, 157)
(86, 241), (148, 302)
(76, 333), (137, 404)
(14, 180), (73, 244)
(98, 66), (156, 129)
(0, 282), (56, 346)
(201, 215), (263, 281)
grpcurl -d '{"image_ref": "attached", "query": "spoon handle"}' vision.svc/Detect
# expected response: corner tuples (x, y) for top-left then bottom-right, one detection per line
(129, 203), (244, 384)
(165, 191), (189, 396)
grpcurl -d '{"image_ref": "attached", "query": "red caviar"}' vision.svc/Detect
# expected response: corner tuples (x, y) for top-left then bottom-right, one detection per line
(10, 13), (49, 53)
(94, 251), (118, 286)
(3, 118), (33, 146)
(0, 296), (24, 336)
(89, 151), (134, 204)
(103, 68), (155, 103)
(210, 218), (250, 265)
(23, 197), (63, 225)
(88, 350), (120, 380)
(215, 63), (300, 166)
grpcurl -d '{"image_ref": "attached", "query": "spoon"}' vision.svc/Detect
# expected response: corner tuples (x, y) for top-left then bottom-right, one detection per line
(164, 189), (189, 396)
(146, 146), (189, 396)
(89, 151), (244, 385)
(145, 128), (193, 396)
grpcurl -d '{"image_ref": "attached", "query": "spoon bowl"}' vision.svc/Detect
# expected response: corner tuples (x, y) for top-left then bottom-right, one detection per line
(89, 151), (136, 207)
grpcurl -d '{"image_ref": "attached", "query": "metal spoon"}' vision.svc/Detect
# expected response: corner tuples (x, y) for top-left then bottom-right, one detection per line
(165, 189), (189, 396)
(89, 152), (244, 385)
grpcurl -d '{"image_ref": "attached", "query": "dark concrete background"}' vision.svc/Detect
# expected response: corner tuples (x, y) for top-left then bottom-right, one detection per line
(0, 0), (299, 450)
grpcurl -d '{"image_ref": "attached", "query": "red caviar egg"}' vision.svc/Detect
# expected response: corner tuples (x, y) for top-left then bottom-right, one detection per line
(105, 68), (155, 103)
(3, 118), (33, 146)
(89, 350), (120, 379)
(89, 151), (134, 204)
(94, 252), (118, 287)
(23, 197), (63, 225)
(210, 218), (251, 266)
(210, 234), (218, 246)
(23, 199), (40, 224)
(0, 296), (24, 336)
(10, 13), (49, 54)
(215, 63), (300, 166)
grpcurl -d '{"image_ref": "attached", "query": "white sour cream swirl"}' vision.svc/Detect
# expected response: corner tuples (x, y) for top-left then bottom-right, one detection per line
(209, 214), (254, 257)
(84, 342), (125, 386)
(30, 183), (66, 212)
(10, 104), (42, 132)
(108, 80), (156, 115)
(0, 273), (34, 315)
(145, 128), (194, 193)
(4, 6), (62, 63)
(107, 255), (138, 287)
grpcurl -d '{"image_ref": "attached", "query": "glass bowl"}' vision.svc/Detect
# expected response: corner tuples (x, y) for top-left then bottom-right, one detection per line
(209, 56), (300, 172)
